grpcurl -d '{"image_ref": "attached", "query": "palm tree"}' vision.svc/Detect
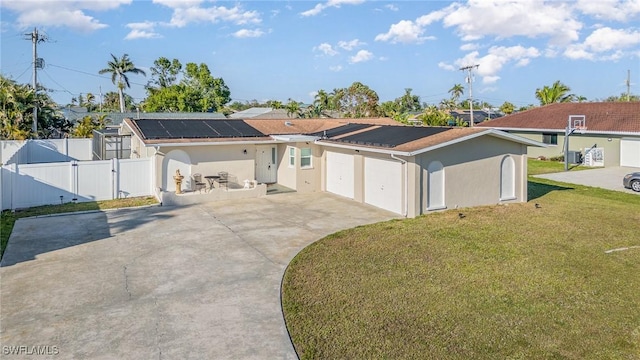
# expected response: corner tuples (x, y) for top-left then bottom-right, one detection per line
(285, 99), (300, 118)
(535, 80), (574, 105)
(314, 90), (330, 110)
(99, 54), (146, 113)
(448, 84), (464, 104)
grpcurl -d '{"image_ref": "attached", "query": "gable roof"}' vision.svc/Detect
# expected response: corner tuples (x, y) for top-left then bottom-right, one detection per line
(477, 102), (640, 134)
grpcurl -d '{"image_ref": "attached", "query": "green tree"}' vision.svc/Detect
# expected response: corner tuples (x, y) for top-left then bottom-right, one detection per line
(448, 84), (464, 104)
(285, 99), (301, 118)
(417, 105), (452, 126)
(604, 93), (640, 102)
(499, 101), (515, 115)
(535, 80), (574, 105)
(72, 114), (110, 138)
(0, 75), (69, 139)
(148, 57), (182, 89)
(99, 53), (146, 113)
(396, 88), (421, 113)
(338, 82), (380, 118)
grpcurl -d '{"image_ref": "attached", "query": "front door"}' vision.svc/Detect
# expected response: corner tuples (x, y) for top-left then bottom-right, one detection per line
(256, 146), (277, 183)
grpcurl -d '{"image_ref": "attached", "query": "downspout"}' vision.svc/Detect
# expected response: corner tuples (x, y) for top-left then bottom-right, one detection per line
(390, 154), (408, 217)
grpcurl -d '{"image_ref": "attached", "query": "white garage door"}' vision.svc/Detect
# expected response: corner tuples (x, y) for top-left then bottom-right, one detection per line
(364, 157), (403, 214)
(326, 151), (354, 199)
(620, 138), (640, 168)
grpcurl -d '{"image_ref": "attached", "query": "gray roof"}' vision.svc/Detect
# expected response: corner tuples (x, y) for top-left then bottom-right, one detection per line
(64, 111), (226, 125)
(228, 107), (274, 118)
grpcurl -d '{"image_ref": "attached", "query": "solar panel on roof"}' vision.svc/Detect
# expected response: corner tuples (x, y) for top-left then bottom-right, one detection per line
(310, 123), (373, 138)
(134, 119), (266, 139)
(332, 126), (451, 148)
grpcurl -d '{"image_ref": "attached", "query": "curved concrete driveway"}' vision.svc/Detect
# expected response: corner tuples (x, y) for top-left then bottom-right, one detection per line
(1, 192), (399, 359)
(533, 166), (639, 195)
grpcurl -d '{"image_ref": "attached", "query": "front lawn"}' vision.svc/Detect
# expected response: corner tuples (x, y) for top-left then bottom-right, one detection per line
(282, 173), (640, 359)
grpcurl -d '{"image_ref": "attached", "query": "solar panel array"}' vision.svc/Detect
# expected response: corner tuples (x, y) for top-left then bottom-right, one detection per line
(310, 123), (373, 138)
(134, 119), (266, 139)
(332, 126), (452, 148)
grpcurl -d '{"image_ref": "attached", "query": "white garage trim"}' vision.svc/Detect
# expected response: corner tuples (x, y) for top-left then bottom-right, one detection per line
(620, 138), (640, 168)
(364, 157), (403, 215)
(326, 151), (354, 199)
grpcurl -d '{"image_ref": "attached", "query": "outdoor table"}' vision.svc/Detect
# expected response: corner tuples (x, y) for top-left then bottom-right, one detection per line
(204, 175), (220, 190)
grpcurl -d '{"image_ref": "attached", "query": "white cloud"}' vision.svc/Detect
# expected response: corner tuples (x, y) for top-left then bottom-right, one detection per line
(438, 62), (456, 71)
(125, 21), (162, 40)
(453, 45), (540, 83)
(338, 39), (365, 50)
(329, 65), (343, 72)
(233, 28), (265, 38)
(375, 20), (435, 44)
(349, 50), (373, 63)
(154, 1), (261, 27)
(385, 4), (399, 12)
(314, 43), (338, 56)
(575, 0), (640, 22)
(300, 0), (365, 17)
(563, 27), (640, 60)
(460, 43), (479, 51)
(1, 0), (131, 32)
(441, 0), (582, 46)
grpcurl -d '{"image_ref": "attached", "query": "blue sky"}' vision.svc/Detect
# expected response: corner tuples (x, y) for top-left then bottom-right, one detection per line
(1, 0), (639, 109)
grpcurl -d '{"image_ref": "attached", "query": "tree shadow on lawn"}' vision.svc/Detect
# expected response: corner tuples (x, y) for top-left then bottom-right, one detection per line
(528, 180), (574, 201)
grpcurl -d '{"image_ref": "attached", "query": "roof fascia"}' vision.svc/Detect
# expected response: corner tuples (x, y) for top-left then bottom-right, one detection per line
(407, 129), (546, 157)
(142, 139), (278, 147)
(315, 140), (411, 156)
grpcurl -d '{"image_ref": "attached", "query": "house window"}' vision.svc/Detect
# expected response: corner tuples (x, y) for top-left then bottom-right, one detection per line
(288, 147), (295, 167)
(542, 133), (557, 145)
(500, 156), (516, 200)
(427, 161), (445, 210)
(301, 148), (312, 168)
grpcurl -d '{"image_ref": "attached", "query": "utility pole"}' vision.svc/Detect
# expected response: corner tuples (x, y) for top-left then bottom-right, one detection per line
(25, 28), (46, 138)
(460, 64), (479, 127)
(626, 69), (631, 102)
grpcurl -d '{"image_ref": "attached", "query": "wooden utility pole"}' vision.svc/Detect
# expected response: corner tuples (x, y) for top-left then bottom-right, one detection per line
(460, 64), (479, 127)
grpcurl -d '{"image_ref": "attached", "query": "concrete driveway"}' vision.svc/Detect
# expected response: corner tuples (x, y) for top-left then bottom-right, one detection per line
(533, 166), (640, 195)
(0, 192), (399, 359)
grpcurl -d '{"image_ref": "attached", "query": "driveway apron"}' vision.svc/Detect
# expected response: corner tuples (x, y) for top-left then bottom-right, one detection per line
(0, 192), (398, 359)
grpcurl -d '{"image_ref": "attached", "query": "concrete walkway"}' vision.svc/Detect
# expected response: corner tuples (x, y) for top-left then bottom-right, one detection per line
(534, 166), (640, 195)
(0, 193), (399, 359)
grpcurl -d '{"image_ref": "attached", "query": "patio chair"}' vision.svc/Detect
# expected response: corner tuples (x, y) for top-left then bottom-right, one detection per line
(218, 171), (229, 190)
(192, 173), (207, 193)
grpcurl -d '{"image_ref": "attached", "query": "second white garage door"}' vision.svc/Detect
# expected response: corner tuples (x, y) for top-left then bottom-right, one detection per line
(364, 157), (403, 214)
(620, 138), (640, 168)
(326, 151), (354, 199)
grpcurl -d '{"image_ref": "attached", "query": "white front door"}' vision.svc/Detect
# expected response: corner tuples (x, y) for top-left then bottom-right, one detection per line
(326, 151), (354, 199)
(364, 157), (403, 214)
(256, 146), (277, 183)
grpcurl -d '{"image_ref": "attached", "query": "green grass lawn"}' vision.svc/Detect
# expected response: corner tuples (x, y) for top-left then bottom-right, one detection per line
(282, 160), (640, 359)
(0, 196), (158, 259)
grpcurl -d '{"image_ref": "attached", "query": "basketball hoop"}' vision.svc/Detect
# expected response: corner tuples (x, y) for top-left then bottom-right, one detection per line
(574, 125), (587, 134)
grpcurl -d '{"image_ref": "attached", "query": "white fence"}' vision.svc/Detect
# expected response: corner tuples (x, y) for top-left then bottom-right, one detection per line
(1, 139), (93, 165)
(1, 158), (153, 210)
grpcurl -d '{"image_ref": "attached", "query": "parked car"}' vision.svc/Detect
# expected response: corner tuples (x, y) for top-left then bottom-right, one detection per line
(623, 172), (640, 192)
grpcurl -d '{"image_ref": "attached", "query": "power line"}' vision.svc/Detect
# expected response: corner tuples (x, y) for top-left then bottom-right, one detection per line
(40, 69), (76, 96)
(48, 63), (148, 87)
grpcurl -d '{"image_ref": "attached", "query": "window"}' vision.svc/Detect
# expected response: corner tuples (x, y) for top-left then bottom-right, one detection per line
(500, 156), (516, 200)
(427, 161), (445, 210)
(288, 147), (295, 167)
(542, 133), (557, 145)
(301, 148), (312, 168)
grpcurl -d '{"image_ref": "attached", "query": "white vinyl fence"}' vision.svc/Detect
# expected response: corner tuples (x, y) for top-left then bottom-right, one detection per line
(1, 158), (153, 210)
(1, 139), (93, 165)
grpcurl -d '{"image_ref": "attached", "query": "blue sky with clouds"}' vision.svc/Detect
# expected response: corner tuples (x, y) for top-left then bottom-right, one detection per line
(1, 0), (639, 109)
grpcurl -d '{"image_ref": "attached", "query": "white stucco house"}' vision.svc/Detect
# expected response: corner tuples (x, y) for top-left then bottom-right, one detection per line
(121, 117), (544, 217)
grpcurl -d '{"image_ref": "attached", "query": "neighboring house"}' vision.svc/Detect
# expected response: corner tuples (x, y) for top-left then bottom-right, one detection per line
(477, 102), (640, 167)
(64, 111), (226, 126)
(121, 117), (543, 217)
(450, 109), (503, 126)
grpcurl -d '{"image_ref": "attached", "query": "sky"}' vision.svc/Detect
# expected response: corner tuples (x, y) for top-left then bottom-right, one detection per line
(1, 0), (639, 110)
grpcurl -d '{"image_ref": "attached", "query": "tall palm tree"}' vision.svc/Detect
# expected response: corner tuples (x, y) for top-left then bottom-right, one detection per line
(448, 84), (464, 104)
(99, 54), (146, 113)
(535, 80), (574, 105)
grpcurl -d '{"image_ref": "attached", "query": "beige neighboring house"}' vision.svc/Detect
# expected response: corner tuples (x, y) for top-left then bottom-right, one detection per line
(477, 102), (640, 168)
(121, 117), (543, 217)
